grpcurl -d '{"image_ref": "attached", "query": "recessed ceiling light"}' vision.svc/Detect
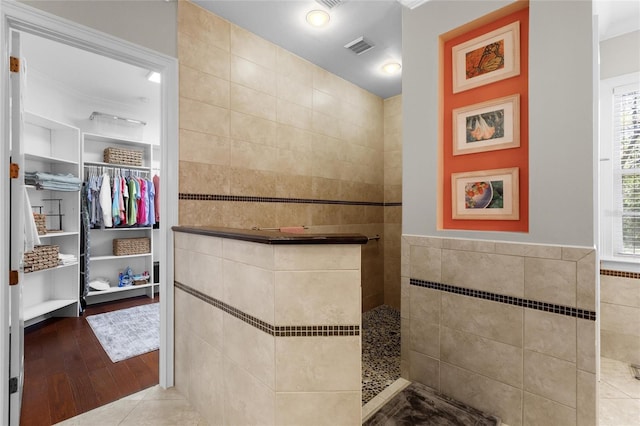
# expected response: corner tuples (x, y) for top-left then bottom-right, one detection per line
(382, 62), (402, 74)
(146, 71), (161, 84)
(306, 10), (330, 27)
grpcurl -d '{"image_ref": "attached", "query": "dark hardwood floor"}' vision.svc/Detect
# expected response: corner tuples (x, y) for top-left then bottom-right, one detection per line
(20, 295), (160, 426)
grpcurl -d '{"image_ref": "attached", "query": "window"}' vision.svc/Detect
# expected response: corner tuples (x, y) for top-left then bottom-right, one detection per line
(600, 74), (640, 266)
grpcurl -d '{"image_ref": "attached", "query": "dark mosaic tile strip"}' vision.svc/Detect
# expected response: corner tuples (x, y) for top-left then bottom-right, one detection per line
(178, 193), (401, 207)
(410, 278), (596, 321)
(174, 281), (359, 337)
(600, 269), (640, 280)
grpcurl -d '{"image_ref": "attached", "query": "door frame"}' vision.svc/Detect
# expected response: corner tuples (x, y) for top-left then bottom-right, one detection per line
(0, 2), (178, 423)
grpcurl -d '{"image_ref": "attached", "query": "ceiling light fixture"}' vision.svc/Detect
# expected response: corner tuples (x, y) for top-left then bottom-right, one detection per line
(382, 62), (402, 74)
(306, 10), (330, 27)
(146, 71), (161, 84)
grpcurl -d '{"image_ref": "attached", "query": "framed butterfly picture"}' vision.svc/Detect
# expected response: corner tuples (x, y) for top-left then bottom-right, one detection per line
(452, 21), (520, 93)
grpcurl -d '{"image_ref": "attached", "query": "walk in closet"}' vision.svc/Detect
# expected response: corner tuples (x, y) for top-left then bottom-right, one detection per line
(20, 31), (162, 324)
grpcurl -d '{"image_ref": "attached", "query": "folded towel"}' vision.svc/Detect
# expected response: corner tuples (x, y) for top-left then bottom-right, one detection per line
(279, 226), (305, 234)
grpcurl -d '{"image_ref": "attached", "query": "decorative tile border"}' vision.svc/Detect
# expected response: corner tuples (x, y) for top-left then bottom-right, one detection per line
(175, 281), (360, 337)
(179, 193), (401, 207)
(410, 278), (596, 321)
(600, 269), (640, 280)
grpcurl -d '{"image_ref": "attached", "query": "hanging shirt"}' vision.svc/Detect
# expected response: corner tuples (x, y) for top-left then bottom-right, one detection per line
(127, 177), (137, 225)
(112, 175), (120, 226)
(153, 175), (160, 223)
(137, 178), (147, 226)
(148, 177), (156, 227)
(99, 173), (112, 228)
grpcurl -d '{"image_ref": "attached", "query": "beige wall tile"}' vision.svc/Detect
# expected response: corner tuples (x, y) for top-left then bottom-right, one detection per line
(524, 350), (577, 408)
(442, 249), (524, 297)
(313, 89), (342, 120)
(577, 319), (596, 373)
(180, 97), (229, 137)
(339, 120), (366, 146)
(223, 357), (275, 426)
(174, 232), (223, 256)
(440, 362), (523, 426)
(312, 177), (340, 200)
(441, 327), (523, 388)
(119, 399), (206, 426)
(409, 320), (440, 358)
(275, 203), (311, 228)
(384, 149), (402, 171)
(230, 139), (279, 172)
(230, 83), (276, 121)
(230, 55), (276, 96)
(577, 370), (596, 426)
(190, 296), (223, 350)
(577, 251), (596, 311)
(175, 249), (224, 299)
(562, 247), (594, 261)
(179, 161), (229, 194)
(494, 242), (562, 259)
(178, 32), (230, 80)
(222, 238), (274, 269)
(401, 277), (410, 319)
(384, 94), (402, 118)
(179, 129), (230, 166)
(274, 270), (361, 325)
(174, 289), (191, 395)
(385, 165), (402, 186)
(180, 65), (229, 109)
(409, 285), (440, 324)
(276, 98), (312, 130)
(228, 167), (276, 197)
(179, 199), (225, 227)
(309, 204), (342, 226)
(442, 293), (523, 347)
(277, 75), (313, 109)
(188, 336), (224, 424)
(276, 47), (314, 87)
(404, 235), (444, 248)
(312, 111), (341, 139)
(442, 238), (495, 253)
(524, 309), (576, 362)
(276, 124), (312, 152)
(223, 314), (275, 389)
(601, 303), (640, 337)
(178, 1), (230, 52)
(230, 24), (276, 69)
(275, 392), (361, 426)
(223, 201), (277, 229)
(385, 131), (402, 152)
(600, 275), (640, 308)
(275, 336), (360, 391)
(601, 329), (640, 365)
(229, 111), (277, 146)
(313, 67), (345, 98)
(383, 111), (402, 137)
(274, 244), (361, 271)
(523, 392), (576, 426)
(384, 184), (402, 203)
(409, 351), (440, 390)
(275, 174), (312, 199)
(524, 258), (576, 306)
(223, 259), (274, 323)
(277, 148), (312, 177)
(410, 245), (442, 283)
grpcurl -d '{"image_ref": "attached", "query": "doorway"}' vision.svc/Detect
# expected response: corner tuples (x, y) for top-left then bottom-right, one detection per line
(0, 2), (178, 424)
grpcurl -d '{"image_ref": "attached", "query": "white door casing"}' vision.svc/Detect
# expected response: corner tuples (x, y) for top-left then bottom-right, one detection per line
(0, 2), (178, 424)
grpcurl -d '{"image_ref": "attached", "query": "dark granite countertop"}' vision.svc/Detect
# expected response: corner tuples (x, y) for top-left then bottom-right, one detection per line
(172, 225), (369, 245)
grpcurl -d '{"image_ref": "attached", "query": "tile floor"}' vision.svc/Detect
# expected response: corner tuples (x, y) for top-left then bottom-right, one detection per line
(599, 357), (640, 426)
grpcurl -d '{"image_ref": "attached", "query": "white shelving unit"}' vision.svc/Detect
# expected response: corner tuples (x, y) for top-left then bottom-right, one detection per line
(82, 132), (158, 305)
(23, 112), (81, 326)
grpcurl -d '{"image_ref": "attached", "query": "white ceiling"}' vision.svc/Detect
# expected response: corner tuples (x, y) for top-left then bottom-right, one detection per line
(19, 0), (639, 108)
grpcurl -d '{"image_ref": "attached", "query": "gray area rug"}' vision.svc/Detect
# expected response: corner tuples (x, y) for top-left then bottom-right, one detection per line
(86, 303), (160, 363)
(364, 382), (501, 426)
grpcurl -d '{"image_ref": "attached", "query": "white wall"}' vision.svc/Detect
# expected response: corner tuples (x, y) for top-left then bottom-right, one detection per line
(600, 30), (640, 80)
(20, 0), (177, 58)
(402, 0), (596, 247)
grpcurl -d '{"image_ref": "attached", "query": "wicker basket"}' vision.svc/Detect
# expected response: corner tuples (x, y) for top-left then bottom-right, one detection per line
(103, 147), (143, 166)
(24, 245), (59, 273)
(113, 237), (150, 256)
(33, 213), (47, 235)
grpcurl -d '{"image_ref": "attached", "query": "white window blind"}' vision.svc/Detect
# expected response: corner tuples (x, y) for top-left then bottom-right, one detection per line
(612, 83), (640, 257)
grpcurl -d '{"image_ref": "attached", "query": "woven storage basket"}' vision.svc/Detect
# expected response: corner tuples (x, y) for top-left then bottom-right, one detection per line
(33, 213), (47, 235)
(24, 245), (59, 273)
(113, 237), (150, 256)
(103, 147), (143, 166)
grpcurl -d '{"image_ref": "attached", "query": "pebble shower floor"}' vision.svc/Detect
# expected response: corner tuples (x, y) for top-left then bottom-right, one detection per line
(362, 304), (401, 405)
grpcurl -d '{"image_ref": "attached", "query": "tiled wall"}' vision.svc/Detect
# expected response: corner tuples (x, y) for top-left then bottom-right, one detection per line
(174, 231), (362, 425)
(383, 95), (402, 309)
(600, 270), (640, 365)
(177, 1), (394, 312)
(401, 235), (598, 426)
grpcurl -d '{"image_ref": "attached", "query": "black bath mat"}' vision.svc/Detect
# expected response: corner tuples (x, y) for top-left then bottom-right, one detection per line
(363, 382), (501, 426)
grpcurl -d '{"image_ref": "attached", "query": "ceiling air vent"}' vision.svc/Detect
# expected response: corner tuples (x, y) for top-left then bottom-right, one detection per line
(344, 36), (375, 55)
(316, 0), (343, 9)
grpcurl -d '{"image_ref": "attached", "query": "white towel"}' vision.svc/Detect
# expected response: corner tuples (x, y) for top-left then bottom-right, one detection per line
(24, 187), (40, 252)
